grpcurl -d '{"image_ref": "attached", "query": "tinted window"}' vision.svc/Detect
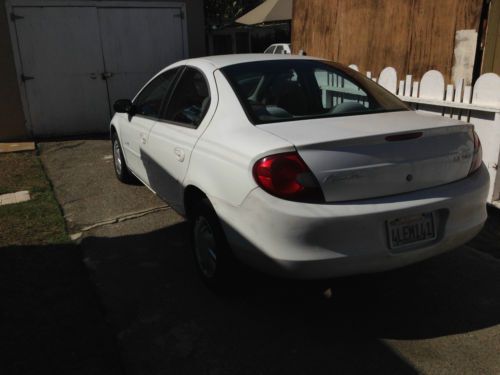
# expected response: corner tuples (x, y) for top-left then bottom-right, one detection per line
(162, 67), (210, 126)
(264, 46), (276, 54)
(134, 68), (179, 118)
(313, 68), (370, 110)
(274, 45), (284, 54)
(221, 60), (409, 124)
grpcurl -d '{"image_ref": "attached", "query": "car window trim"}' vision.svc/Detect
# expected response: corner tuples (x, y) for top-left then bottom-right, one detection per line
(156, 117), (198, 129)
(133, 113), (158, 122)
(158, 65), (211, 129)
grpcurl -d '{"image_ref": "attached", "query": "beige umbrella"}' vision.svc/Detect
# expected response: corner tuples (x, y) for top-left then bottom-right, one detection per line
(235, 0), (292, 25)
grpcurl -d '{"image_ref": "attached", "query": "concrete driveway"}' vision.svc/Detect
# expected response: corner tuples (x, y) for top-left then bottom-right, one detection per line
(40, 140), (500, 375)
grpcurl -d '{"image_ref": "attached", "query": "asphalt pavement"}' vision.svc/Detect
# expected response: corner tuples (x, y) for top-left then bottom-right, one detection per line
(37, 139), (500, 375)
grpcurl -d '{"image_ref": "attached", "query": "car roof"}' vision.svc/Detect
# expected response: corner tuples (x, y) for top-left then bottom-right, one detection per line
(173, 54), (322, 70)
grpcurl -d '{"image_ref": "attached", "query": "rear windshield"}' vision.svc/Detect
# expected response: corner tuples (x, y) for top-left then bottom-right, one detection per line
(221, 60), (409, 125)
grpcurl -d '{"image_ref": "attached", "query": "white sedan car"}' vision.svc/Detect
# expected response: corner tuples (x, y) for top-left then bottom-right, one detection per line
(264, 43), (291, 54)
(110, 54), (489, 287)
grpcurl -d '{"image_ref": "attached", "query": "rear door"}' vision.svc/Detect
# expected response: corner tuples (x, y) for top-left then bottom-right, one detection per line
(145, 67), (214, 211)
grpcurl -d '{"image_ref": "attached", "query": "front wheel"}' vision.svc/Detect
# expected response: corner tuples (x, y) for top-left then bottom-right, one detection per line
(111, 132), (133, 183)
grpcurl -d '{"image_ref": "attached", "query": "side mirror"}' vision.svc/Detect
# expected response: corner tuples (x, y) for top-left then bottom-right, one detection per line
(113, 99), (134, 114)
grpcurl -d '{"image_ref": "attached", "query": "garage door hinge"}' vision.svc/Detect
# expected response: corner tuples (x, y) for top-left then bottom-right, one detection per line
(10, 12), (24, 22)
(174, 10), (184, 19)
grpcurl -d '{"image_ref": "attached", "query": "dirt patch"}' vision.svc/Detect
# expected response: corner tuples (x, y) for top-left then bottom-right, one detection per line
(0, 151), (47, 195)
(0, 150), (68, 246)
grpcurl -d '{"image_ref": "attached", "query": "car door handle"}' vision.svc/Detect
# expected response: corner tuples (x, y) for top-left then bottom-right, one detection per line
(140, 133), (147, 145)
(174, 147), (185, 162)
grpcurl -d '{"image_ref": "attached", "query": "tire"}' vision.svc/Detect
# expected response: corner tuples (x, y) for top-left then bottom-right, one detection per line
(111, 132), (133, 183)
(190, 198), (235, 290)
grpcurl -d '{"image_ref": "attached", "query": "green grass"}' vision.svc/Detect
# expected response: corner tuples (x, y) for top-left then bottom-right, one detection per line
(0, 151), (69, 246)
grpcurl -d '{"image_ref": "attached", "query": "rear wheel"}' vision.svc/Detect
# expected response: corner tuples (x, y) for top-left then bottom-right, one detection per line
(111, 132), (133, 183)
(191, 198), (234, 290)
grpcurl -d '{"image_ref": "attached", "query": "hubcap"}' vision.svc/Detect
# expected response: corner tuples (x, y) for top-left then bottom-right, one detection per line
(113, 140), (122, 175)
(194, 216), (217, 278)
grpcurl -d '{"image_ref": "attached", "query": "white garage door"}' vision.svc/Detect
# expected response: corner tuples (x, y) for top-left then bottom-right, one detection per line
(11, 4), (187, 137)
(99, 7), (185, 107)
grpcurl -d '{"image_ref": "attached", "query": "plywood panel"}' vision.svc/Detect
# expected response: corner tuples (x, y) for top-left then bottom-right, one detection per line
(407, 0), (457, 80)
(292, 0), (484, 81)
(336, 0), (413, 77)
(482, 0), (500, 74)
(292, 0), (341, 60)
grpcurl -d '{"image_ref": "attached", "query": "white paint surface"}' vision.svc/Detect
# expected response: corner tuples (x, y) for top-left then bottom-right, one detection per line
(12, 6), (110, 136)
(452, 29), (478, 86)
(378, 67), (397, 93)
(110, 54), (490, 279)
(0, 191), (31, 206)
(10, 3), (187, 137)
(365, 66), (500, 202)
(419, 70), (445, 100)
(98, 7), (186, 106)
(472, 73), (500, 107)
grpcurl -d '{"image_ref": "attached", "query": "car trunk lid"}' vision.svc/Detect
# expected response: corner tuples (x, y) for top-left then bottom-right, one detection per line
(258, 111), (474, 202)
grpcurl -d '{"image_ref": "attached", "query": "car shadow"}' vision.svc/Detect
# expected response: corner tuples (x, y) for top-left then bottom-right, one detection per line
(0, 244), (123, 375)
(76, 211), (500, 374)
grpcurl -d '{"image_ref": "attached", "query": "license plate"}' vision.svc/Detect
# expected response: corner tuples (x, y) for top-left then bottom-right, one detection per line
(387, 212), (437, 249)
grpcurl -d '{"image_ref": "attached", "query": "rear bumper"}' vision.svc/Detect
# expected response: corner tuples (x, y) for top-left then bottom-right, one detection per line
(214, 164), (490, 279)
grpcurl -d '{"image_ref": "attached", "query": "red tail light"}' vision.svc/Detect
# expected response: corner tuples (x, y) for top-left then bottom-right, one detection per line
(468, 129), (482, 175)
(253, 152), (324, 203)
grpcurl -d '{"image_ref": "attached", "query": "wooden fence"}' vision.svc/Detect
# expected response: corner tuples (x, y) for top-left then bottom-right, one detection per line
(331, 65), (500, 203)
(292, 0), (484, 82)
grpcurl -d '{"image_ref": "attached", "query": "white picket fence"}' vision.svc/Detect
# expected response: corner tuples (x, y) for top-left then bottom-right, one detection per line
(345, 64), (500, 203)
